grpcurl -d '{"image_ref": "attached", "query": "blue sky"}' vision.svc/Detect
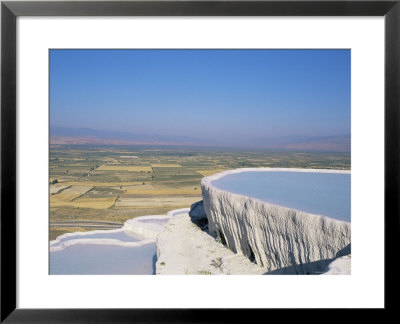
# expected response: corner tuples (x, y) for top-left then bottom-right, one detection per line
(50, 49), (350, 146)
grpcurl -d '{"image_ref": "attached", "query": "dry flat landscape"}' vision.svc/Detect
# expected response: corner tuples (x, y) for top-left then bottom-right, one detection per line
(49, 145), (350, 240)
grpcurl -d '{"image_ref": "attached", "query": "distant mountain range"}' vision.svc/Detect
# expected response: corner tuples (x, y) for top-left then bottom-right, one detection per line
(257, 134), (351, 152)
(50, 127), (350, 152)
(50, 127), (214, 146)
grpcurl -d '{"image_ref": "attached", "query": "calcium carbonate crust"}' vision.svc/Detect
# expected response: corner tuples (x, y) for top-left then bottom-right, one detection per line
(155, 209), (266, 275)
(201, 168), (351, 274)
(50, 215), (171, 252)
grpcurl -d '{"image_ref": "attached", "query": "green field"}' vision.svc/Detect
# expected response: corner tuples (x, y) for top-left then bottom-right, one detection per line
(49, 144), (350, 240)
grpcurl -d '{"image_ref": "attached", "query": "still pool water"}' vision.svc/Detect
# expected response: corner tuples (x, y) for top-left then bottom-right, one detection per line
(50, 242), (157, 275)
(211, 171), (350, 222)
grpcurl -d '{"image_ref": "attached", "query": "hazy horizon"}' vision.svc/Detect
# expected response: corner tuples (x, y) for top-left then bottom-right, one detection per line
(50, 49), (351, 147)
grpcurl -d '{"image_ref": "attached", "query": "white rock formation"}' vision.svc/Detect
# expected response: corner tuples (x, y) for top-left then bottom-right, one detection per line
(201, 168), (351, 274)
(50, 214), (171, 252)
(124, 215), (172, 239)
(156, 209), (266, 275)
(323, 255), (351, 275)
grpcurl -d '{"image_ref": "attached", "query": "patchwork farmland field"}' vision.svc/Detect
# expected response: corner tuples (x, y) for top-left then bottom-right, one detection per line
(97, 165), (153, 172)
(49, 144), (350, 240)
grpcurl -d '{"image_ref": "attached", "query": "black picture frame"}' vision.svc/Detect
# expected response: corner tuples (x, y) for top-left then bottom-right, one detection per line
(1, 0), (399, 322)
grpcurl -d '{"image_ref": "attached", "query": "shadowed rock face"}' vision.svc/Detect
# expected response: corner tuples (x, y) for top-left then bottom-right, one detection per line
(189, 200), (208, 229)
(201, 168), (351, 275)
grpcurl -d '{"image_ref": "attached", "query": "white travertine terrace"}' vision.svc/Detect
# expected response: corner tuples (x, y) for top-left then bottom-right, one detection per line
(50, 214), (170, 252)
(155, 209), (266, 275)
(201, 168), (351, 274)
(323, 255), (351, 275)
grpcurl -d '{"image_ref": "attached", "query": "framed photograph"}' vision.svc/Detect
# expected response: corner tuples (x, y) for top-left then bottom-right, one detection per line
(1, 0), (398, 321)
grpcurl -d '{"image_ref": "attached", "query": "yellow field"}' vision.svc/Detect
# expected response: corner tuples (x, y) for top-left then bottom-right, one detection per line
(50, 197), (116, 209)
(60, 181), (141, 187)
(196, 169), (226, 177)
(96, 150), (131, 153)
(70, 197), (116, 209)
(123, 187), (200, 196)
(115, 196), (200, 208)
(97, 165), (152, 172)
(50, 186), (92, 202)
(49, 184), (70, 195)
(151, 163), (181, 168)
(102, 157), (119, 162)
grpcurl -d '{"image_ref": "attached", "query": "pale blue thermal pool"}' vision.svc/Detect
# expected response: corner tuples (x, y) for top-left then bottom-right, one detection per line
(50, 242), (157, 275)
(211, 171), (350, 222)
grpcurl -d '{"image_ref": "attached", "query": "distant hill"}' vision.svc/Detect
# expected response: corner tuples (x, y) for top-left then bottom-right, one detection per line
(50, 127), (214, 146)
(220, 134), (350, 152)
(259, 134), (351, 152)
(279, 135), (350, 152)
(50, 127), (350, 152)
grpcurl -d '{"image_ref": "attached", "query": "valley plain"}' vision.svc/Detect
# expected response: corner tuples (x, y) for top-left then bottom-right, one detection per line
(49, 144), (350, 240)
